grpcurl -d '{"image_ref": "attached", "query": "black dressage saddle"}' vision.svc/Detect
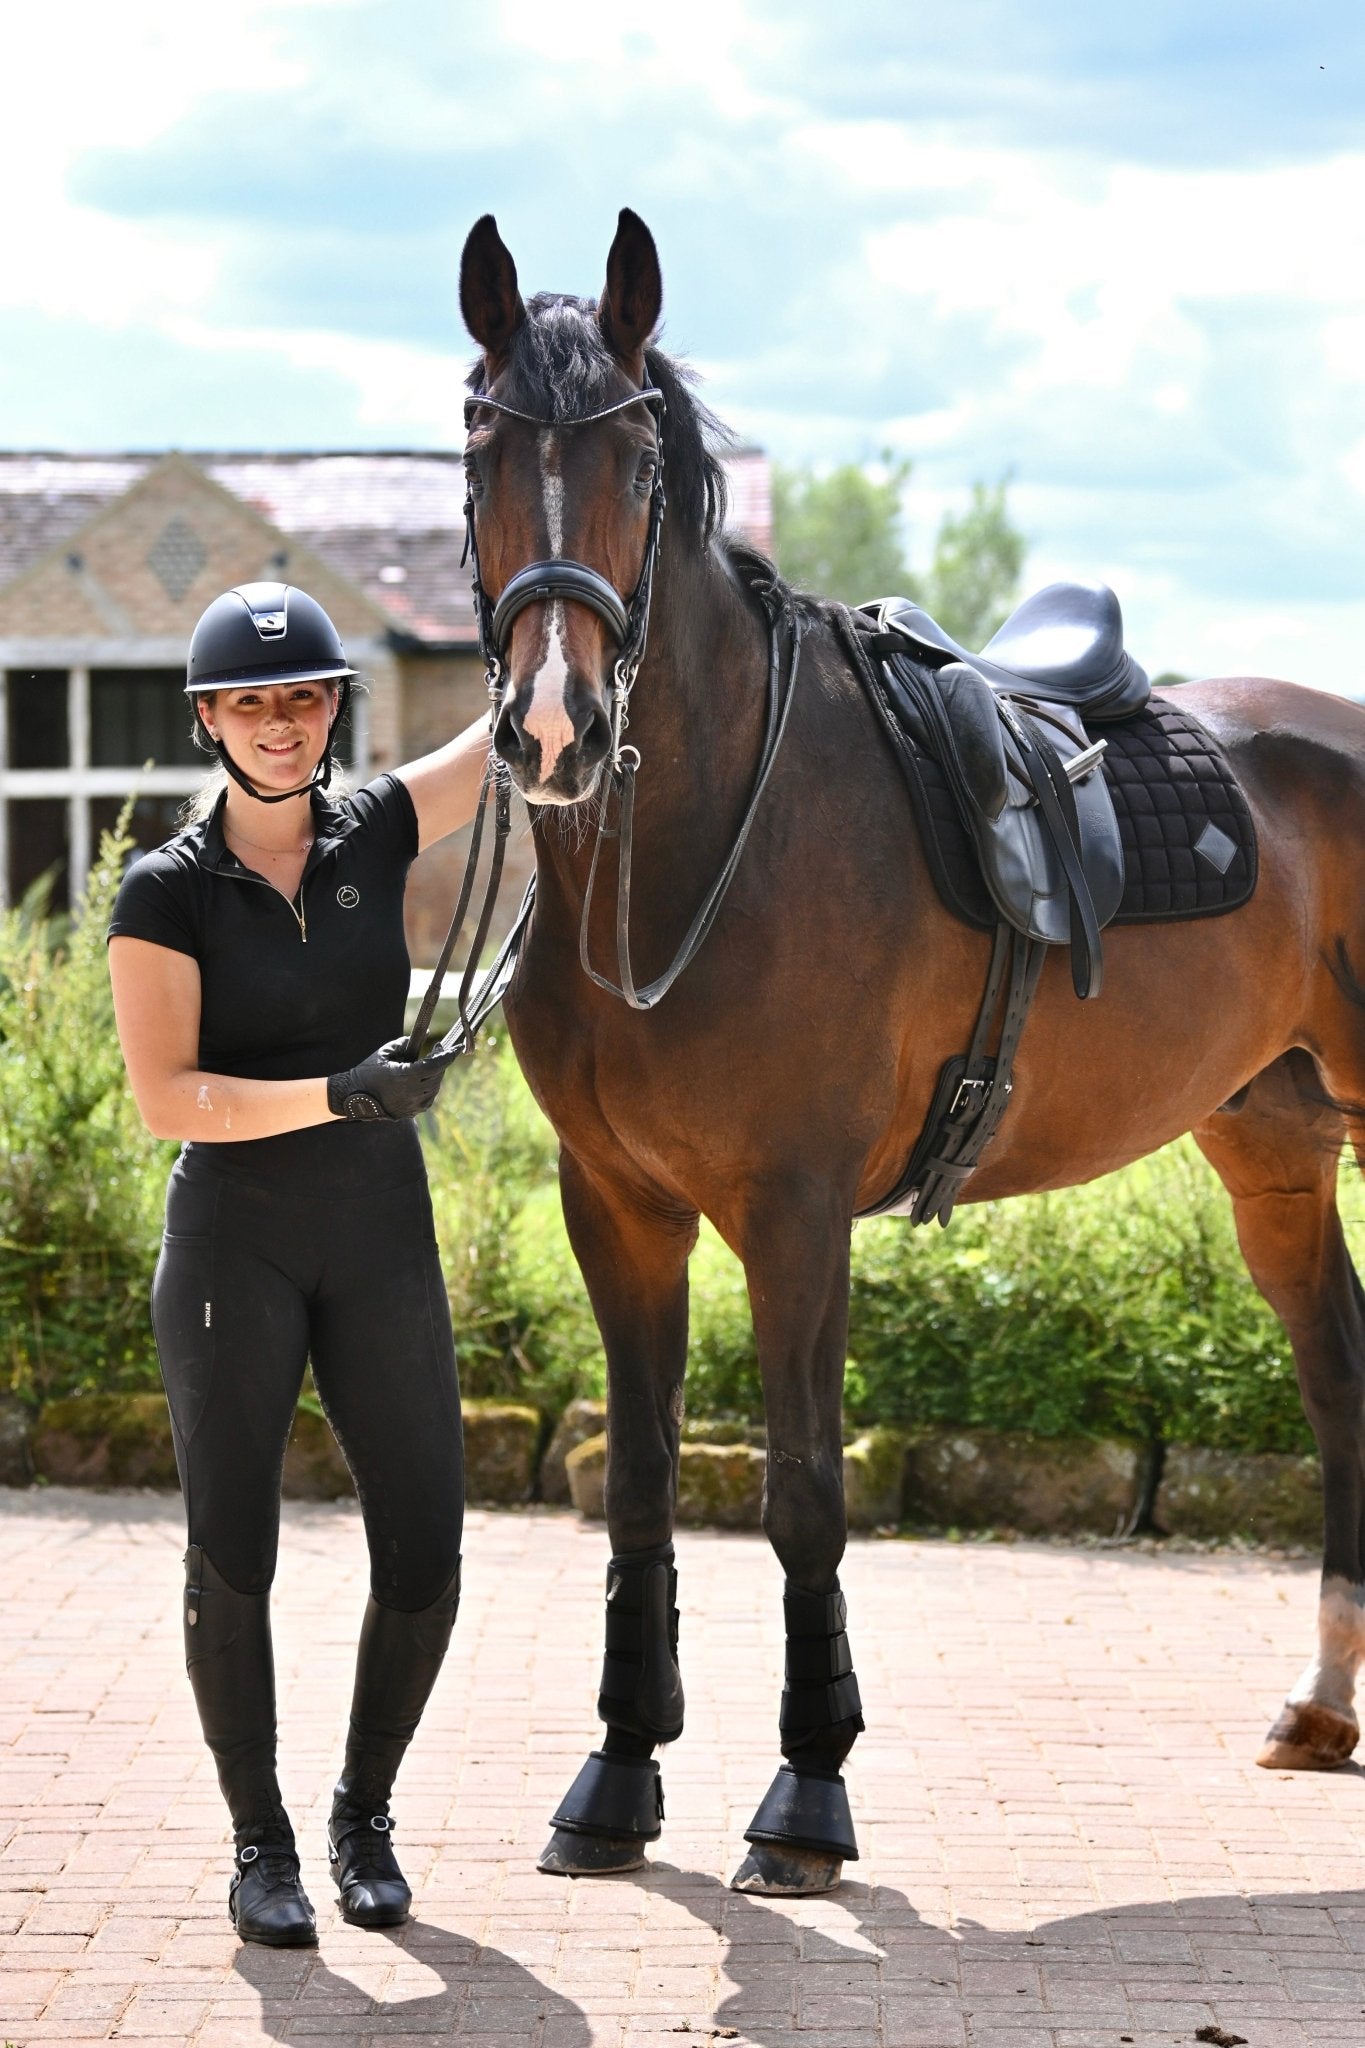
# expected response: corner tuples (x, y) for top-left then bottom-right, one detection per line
(841, 581), (1152, 1225)
(863, 583), (1150, 1004)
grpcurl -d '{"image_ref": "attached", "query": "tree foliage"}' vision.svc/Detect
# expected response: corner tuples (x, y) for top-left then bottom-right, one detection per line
(770, 456), (915, 607)
(923, 479), (1025, 650)
(771, 457), (1025, 651)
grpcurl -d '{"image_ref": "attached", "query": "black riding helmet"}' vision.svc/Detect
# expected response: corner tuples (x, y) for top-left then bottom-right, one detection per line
(185, 582), (356, 805)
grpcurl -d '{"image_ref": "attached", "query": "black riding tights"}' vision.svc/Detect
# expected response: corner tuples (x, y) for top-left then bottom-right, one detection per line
(152, 1146), (464, 1609)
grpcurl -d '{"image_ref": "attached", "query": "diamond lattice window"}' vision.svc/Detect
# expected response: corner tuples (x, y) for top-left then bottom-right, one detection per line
(147, 517), (207, 602)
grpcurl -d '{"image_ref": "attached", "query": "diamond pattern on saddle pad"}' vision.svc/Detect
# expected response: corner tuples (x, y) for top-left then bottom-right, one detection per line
(903, 693), (1257, 931)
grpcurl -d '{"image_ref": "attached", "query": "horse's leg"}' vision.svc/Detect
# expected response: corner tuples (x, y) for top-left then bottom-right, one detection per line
(537, 1149), (696, 1878)
(1192, 1048), (1365, 1767)
(725, 1184), (863, 1897)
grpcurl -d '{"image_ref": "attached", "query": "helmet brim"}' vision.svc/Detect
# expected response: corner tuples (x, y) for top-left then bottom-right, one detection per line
(185, 663), (356, 696)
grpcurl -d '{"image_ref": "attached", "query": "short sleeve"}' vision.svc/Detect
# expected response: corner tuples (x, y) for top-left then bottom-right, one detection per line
(107, 849), (201, 959)
(341, 772), (420, 868)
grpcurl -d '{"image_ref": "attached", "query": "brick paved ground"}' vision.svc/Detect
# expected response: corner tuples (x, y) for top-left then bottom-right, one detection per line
(3, 1491), (1365, 2048)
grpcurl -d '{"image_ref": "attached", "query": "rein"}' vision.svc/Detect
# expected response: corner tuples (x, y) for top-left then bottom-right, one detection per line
(578, 600), (801, 1010)
(446, 368), (799, 1026)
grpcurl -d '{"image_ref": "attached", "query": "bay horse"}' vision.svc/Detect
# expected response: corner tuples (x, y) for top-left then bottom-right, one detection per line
(458, 207), (1365, 1895)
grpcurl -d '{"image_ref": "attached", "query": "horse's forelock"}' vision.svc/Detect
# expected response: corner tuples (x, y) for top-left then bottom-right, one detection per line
(465, 294), (732, 550)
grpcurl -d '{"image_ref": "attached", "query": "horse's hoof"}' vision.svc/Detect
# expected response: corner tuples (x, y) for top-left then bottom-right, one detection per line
(1257, 1699), (1359, 1770)
(729, 1844), (843, 1895)
(537, 1828), (647, 1877)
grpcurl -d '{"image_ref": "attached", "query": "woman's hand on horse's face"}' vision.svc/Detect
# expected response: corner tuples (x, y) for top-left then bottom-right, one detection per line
(207, 682), (338, 794)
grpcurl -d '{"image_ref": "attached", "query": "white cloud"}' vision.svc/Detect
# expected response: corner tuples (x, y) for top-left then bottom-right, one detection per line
(2, 0), (1364, 685)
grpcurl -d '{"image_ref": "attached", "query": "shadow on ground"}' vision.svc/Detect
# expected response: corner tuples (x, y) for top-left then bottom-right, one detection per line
(642, 1870), (1365, 2046)
(228, 1874), (1365, 2044)
(233, 1916), (592, 2043)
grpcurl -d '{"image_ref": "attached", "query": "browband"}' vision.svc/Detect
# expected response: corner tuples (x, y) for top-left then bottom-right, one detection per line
(463, 386), (665, 431)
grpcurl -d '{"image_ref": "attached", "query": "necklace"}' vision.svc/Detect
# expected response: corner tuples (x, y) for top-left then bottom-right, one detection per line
(226, 822), (314, 857)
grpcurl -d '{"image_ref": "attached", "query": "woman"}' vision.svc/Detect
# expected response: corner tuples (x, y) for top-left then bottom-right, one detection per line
(108, 581), (491, 1947)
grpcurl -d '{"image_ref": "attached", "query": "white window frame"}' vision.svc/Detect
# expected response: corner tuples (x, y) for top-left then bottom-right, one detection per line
(0, 636), (373, 908)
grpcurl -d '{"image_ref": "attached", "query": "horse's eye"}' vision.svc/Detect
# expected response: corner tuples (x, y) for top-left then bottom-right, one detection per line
(463, 462), (485, 500)
(635, 456), (658, 492)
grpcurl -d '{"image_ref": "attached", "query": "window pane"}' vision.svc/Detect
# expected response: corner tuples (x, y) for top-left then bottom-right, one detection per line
(90, 670), (199, 767)
(90, 795), (187, 864)
(7, 798), (69, 912)
(7, 671), (69, 768)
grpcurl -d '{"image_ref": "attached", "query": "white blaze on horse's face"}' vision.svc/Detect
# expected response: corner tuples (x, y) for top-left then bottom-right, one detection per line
(517, 430), (578, 798)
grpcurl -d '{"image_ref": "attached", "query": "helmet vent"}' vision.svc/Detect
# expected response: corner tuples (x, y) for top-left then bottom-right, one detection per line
(147, 517), (207, 604)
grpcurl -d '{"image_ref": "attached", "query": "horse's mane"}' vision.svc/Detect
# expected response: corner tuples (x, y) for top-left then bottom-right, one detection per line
(466, 292), (733, 552)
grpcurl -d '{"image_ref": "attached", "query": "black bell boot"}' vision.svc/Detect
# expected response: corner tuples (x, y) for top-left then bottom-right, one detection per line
(182, 1545), (317, 1946)
(329, 1561), (461, 1928)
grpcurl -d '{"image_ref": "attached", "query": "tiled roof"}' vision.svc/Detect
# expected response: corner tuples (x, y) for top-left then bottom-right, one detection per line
(0, 448), (772, 647)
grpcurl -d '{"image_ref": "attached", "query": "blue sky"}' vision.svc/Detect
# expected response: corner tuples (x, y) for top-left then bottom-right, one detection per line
(5, 0), (1365, 681)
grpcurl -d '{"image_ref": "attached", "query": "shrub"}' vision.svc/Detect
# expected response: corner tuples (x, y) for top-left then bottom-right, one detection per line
(424, 1040), (599, 1415)
(7, 852), (1360, 1470)
(0, 826), (173, 1404)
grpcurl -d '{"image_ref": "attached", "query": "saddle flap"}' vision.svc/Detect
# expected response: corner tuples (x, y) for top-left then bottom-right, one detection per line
(985, 699), (1125, 947)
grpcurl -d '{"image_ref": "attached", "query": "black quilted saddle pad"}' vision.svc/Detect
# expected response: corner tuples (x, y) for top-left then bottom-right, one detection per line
(904, 693), (1258, 931)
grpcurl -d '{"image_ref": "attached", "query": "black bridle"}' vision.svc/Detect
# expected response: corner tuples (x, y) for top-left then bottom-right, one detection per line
(422, 366), (799, 1033)
(462, 378), (669, 775)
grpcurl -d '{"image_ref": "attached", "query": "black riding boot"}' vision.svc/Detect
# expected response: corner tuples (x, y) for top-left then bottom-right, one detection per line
(183, 1545), (316, 1947)
(329, 1561), (461, 1928)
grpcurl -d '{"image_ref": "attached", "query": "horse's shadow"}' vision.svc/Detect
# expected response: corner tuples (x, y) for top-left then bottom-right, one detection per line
(227, 1857), (1365, 2043)
(636, 1866), (1365, 2045)
(231, 1913), (592, 2044)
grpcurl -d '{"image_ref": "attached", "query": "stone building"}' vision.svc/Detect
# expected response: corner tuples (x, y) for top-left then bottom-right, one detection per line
(0, 448), (772, 962)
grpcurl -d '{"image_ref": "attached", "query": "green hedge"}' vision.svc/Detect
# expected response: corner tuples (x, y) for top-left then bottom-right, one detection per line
(1, 829), (1354, 1457)
(0, 826), (175, 1404)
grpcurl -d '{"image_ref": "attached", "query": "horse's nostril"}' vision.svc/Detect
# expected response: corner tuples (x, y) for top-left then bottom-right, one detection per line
(492, 700), (523, 763)
(581, 701), (612, 764)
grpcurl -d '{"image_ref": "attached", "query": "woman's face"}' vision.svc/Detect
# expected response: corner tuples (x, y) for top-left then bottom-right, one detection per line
(199, 681), (338, 794)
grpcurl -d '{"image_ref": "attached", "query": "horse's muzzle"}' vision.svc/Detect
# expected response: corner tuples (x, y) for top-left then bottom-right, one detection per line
(493, 676), (612, 805)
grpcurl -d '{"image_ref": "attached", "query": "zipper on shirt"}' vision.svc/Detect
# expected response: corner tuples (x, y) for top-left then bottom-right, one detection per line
(217, 859), (308, 942)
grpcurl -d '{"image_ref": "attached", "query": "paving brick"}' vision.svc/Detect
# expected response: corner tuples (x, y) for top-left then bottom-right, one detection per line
(7, 1495), (1365, 2046)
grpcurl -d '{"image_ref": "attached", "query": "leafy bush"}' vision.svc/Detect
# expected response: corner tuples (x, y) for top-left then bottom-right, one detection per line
(426, 1061), (1360, 1456)
(6, 847), (1359, 1465)
(424, 1045), (598, 1415)
(0, 826), (173, 1403)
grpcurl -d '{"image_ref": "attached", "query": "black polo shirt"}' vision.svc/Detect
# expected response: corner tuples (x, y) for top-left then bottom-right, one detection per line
(108, 774), (424, 1186)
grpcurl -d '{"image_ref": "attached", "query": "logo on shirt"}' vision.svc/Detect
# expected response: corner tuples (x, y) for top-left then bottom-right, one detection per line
(337, 885), (360, 909)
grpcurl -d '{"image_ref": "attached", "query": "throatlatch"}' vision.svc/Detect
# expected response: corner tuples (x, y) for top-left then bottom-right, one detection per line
(744, 1578), (863, 1862)
(549, 1543), (683, 1845)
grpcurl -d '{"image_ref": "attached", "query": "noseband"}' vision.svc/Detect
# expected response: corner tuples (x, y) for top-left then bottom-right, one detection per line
(462, 380), (667, 770)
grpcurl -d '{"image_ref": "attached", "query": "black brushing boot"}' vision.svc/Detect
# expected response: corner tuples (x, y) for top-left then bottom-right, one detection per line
(183, 1545), (316, 1946)
(329, 1561), (461, 1929)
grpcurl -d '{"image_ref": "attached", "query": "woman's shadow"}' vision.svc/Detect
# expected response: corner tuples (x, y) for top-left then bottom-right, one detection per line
(232, 1913), (592, 2044)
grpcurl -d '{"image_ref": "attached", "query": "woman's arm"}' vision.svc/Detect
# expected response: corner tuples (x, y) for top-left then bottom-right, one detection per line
(109, 937), (335, 1143)
(396, 711), (494, 852)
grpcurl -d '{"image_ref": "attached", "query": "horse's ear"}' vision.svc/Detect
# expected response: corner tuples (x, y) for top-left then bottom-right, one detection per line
(460, 214), (526, 359)
(598, 208), (662, 365)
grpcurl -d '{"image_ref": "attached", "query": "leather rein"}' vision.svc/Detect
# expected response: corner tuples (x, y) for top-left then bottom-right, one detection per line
(451, 373), (801, 1017)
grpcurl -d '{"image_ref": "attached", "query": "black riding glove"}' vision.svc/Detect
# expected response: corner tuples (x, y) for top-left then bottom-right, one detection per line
(327, 1039), (457, 1122)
